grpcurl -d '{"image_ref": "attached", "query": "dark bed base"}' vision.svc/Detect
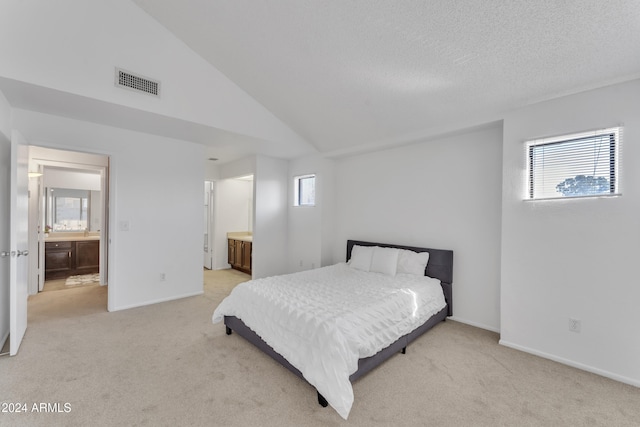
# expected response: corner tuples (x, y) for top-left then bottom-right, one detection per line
(222, 239), (454, 410)
(224, 307), (448, 406)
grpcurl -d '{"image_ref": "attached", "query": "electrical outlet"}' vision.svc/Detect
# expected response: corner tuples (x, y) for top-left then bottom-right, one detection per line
(569, 318), (581, 333)
(159, 272), (166, 281)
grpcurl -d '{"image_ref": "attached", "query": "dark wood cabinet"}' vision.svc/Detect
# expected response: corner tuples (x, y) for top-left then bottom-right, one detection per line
(228, 238), (252, 275)
(233, 239), (243, 268)
(241, 241), (252, 272)
(44, 241), (73, 279)
(45, 240), (100, 280)
(227, 239), (236, 267)
(75, 240), (100, 273)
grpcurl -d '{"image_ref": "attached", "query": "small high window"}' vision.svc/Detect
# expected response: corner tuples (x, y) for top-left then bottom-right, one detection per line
(294, 174), (316, 206)
(526, 127), (620, 200)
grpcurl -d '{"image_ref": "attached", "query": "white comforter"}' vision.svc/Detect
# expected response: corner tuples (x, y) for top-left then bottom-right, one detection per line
(211, 262), (446, 419)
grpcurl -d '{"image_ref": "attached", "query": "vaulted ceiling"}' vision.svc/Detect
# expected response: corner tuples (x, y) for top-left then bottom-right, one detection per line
(132, 0), (640, 157)
(2, 1), (639, 164)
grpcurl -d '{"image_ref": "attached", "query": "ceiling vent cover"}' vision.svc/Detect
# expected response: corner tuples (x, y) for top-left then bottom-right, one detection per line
(115, 68), (160, 97)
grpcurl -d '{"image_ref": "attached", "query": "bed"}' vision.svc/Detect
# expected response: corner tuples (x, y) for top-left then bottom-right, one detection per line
(212, 239), (453, 419)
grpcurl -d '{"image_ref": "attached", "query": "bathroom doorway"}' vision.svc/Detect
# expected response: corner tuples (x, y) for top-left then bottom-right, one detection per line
(28, 146), (109, 299)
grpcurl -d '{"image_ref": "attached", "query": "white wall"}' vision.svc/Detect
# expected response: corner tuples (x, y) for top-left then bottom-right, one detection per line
(0, 0), (305, 146)
(13, 109), (204, 312)
(43, 169), (101, 191)
(0, 90), (11, 347)
(253, 155), (289, 279)
(0, 89), (10, 141)
(500, 79), (640, 387)
(332, 125), (504, 331)
(219, 156), (256, 181)
(89, 190), (101, 232)
(288, 155), (335, 272)
(205, 161), (220, 182)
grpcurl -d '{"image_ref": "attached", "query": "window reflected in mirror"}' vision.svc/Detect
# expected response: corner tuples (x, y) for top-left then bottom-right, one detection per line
(46, 188), (100, 232)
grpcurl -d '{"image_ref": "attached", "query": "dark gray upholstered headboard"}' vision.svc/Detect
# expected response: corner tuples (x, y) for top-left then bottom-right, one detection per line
(346, 240), (454, 316)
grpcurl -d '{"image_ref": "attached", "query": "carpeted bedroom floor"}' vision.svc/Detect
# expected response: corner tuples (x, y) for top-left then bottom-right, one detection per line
(1, 268), (639, 427)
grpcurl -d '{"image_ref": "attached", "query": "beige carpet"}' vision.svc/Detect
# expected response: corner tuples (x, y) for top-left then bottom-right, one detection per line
(1, 269), (639, 426)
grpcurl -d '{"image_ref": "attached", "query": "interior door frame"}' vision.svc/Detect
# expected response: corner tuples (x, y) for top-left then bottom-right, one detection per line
(27, 162), (44, 293)
(28, 147), (110, 295)
(203, 181), (214, 269)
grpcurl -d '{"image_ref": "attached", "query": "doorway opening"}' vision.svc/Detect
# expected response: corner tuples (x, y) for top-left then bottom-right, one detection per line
(210, 175), (254, 273)
(203, 181), (214, 270)
(28, 146), (109, 306)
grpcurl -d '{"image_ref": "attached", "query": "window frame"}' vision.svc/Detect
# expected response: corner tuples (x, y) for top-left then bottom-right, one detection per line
(525, 127), (621, 201)
(293, 174), (316, 207)
(47, 188), (91, 231)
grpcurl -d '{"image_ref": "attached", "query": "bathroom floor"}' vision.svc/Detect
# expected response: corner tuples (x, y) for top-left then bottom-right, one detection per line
(42, 273), (101, 292)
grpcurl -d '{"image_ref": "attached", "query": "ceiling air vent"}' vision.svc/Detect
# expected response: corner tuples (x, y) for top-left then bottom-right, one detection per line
(115, 68), (160, 97)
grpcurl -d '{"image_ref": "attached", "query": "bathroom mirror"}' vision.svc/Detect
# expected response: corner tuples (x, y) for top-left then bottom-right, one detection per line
(45, 187), (101, 232)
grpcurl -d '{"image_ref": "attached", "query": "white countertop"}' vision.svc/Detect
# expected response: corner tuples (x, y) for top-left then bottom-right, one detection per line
(45, 233), (100, 242)
(227, 232), (252, 242)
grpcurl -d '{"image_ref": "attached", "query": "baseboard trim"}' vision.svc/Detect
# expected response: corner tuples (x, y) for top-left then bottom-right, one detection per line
(449, 316), (500, 333)
(109, 290), (204, 312)
(499, 339), (640, 388)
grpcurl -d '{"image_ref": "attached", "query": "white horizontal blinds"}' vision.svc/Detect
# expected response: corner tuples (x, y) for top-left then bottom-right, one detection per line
(298, 175), (316, 206)
(527, 128), (618, 199)
(294, 174), (316, 206)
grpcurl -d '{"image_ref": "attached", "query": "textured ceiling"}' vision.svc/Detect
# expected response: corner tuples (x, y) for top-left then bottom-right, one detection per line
(134, 0), (640, 157)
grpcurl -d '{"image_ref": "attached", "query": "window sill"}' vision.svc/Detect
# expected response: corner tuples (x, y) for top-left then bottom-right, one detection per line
(524, 193), (622, 202)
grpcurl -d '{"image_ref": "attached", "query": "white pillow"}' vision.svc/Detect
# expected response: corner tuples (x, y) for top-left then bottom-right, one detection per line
(370, 247), (400, 276)
(349, 245), (374, 271)
(397, 249), (429, 276)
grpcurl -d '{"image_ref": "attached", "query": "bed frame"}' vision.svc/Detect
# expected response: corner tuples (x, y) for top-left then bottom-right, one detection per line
(223, 239), (454, 408)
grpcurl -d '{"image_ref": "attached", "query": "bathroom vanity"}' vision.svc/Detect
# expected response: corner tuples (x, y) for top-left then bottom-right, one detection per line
(227, 232), (252, 275)
(44, 234), (100, 280)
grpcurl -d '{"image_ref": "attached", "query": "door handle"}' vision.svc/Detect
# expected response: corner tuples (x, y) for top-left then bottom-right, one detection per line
(0, 251), (12, 258)
(16, 250), (29, 257)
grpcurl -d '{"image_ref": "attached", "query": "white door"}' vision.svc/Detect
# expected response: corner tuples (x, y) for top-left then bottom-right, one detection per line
(9, 130), (29, 355)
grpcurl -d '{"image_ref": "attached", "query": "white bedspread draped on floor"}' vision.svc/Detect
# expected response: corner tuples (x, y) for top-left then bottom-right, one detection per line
(212, 262), (446, 419)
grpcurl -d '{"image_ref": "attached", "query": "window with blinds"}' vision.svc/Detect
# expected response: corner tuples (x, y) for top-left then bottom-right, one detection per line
(294, 174), (316, 206)
(526, 127), (620, 200)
